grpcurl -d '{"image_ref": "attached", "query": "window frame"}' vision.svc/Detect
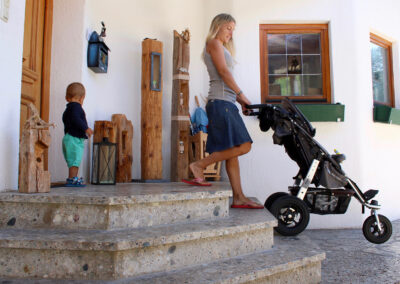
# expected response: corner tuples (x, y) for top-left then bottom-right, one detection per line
(259, 24), (331, 103)
(370, 33), (395, 107)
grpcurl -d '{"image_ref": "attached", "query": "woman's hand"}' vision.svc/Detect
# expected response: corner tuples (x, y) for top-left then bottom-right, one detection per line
(237, 93), (253, 116)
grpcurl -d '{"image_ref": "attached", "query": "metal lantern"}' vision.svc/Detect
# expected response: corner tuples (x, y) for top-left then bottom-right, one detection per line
(92, 137), (117, 185)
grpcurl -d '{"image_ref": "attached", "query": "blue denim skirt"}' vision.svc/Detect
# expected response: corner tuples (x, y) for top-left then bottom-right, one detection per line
(205, 99), (253, 154)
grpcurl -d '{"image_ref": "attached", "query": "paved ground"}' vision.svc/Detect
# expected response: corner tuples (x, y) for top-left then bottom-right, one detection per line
(297, 219), (400, 283)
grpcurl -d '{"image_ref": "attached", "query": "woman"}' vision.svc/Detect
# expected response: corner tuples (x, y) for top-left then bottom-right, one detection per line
(183, 13), (263, 209)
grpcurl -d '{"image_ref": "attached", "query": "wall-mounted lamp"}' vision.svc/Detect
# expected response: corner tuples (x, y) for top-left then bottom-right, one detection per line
(87, 21), (110, 73)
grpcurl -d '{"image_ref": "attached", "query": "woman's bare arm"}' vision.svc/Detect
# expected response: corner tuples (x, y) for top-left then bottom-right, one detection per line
(207, 39), (252, 113)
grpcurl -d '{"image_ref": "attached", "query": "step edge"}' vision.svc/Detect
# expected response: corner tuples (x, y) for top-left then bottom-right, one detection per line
(0, 190), (232, 205)
(0, 219), (277, 251)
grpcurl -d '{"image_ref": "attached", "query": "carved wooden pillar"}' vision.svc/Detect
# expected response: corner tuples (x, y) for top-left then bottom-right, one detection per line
(19, 103), (54, 193)
(141, 38), (163, 180)
(170, 29), (191, 181)
(112, 114), (133, 183)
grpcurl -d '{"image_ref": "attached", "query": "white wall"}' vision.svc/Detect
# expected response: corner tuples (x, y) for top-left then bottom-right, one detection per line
(0, 0), (26, 190)
(48, 0), (86, 182)
(3, 0), (400, 229)
(48, 0), (208, 181)
(227, 0), (400, 228)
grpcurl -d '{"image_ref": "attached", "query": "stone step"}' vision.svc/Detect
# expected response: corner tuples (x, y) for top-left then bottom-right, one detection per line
(0, 207), (277, 280)
(0, 235), (325, 284)
(0, 182), (231, 230)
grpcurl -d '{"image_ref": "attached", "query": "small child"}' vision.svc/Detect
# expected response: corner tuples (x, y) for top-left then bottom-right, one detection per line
(62, 82), (93, 187)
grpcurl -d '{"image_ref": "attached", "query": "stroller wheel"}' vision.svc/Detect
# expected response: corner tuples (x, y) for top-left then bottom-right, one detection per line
(271, 196), (310, 236)
(362, 214), (392, 244)
(264, 192), (289, 211)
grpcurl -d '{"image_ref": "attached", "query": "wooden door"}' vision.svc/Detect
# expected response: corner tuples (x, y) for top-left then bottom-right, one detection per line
(20, 0), (52, 166)
(20, 0), (45, 131)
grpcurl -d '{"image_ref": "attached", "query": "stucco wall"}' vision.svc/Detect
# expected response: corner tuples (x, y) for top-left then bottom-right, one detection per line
(223, 0), (400, 228)
(2, 0), (400, 229)
(48, 0), (86, 181)
(0, 0), (26, 190)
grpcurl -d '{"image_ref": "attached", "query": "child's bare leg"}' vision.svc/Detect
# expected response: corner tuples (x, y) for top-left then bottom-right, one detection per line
(68, 167), (79, 178)
(225, 157), (262, 206)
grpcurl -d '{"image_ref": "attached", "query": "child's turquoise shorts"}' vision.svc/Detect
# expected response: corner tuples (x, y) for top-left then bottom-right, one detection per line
(62, 134), (85, 168)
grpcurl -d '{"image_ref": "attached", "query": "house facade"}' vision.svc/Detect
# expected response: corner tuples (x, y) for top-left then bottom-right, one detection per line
(1, 0), (399, 229)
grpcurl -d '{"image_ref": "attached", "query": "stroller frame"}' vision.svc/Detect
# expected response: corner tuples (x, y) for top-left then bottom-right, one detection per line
(248, 100), (392, 244)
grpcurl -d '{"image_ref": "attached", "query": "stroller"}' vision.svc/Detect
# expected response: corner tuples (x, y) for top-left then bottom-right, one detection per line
(248, 98), (392, 244)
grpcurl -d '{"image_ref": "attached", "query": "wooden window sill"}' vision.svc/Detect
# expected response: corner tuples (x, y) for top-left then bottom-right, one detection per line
(373, 105), (400, 125)
(297, 104), (345, 122)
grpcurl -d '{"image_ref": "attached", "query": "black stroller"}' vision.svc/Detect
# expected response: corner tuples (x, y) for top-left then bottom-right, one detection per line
(248, 98), (392, 244)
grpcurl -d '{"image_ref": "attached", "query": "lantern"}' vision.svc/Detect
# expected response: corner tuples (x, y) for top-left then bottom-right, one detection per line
(91, 138), (117, 185)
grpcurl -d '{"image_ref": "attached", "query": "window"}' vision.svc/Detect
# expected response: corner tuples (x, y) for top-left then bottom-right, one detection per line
(259, 24), (331, 103)
(370, 33), (394, 107)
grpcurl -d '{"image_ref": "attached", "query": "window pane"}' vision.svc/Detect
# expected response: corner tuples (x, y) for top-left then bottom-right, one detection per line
(268, 34), (286, 54)
(302, 75), (322, 96)
(269, 76), (289, 96)
(268, 55), (287, 74)
(287, 55), (302, 74)
(302, 34), (320, 54)
(371, 42), (390, 104)
(303, 55), (321, 74)
(287, 34), (301, 54)
(289, 75), (302, 96)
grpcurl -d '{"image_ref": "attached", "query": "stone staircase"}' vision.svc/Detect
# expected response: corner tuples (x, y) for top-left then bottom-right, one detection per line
(0, 182), (324, 283)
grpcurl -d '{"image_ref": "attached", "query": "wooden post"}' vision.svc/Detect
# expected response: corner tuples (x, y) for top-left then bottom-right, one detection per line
(112, 114), (133, 183)
(170, 29), (191, 181)
(141, 38), (163, 180)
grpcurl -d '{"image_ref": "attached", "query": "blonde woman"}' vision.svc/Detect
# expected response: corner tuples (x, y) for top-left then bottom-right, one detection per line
(182, 13), (263, 209)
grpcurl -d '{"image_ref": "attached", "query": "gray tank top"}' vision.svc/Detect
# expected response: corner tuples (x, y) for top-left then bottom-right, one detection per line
(204, 45), (236, 104)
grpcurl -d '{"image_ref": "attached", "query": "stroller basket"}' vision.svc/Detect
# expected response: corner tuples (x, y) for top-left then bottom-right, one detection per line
(289, 187), (353, 215)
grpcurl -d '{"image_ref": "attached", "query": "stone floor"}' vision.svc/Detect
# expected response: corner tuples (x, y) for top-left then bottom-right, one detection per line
(278, 219), (400, 284)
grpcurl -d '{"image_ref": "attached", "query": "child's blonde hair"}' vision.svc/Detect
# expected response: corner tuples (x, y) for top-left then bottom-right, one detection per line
(66, 82), (85, 101)
(204, 13), (236, 58)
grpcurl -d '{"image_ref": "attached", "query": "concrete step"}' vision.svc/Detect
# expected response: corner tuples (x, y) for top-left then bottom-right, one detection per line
(0, 234), (324, 284)
(0, 182), (231, 230)
(0, 207), (277, 280)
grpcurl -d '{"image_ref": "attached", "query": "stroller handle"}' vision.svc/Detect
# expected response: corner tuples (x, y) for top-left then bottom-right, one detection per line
(246, 104), (274, 116)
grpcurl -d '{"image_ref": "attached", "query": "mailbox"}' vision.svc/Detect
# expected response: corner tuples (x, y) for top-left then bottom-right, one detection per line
(87, 31), (110, 73)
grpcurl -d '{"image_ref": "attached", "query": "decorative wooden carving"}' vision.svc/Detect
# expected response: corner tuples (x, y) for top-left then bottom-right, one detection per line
(112, 114), (133, 183)
(141, 38), (163, 180)
(19, 103), (55, 193)
(93, 121), (116, 143)
(171, 29), (191, 181)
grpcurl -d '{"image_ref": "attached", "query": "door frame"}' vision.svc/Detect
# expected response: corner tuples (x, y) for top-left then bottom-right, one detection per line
(40, 0), (53, 122)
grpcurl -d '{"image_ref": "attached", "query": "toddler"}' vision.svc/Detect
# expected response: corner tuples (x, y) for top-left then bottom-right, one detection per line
(62, 82), (93, 187)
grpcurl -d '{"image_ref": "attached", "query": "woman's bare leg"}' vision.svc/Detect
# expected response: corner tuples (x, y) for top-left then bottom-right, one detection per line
(189, 142), (252, 181)
(190, 142), (262, 205)
(226, 157), (262, 206)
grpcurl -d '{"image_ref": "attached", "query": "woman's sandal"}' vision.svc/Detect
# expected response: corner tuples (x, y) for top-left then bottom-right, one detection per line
(181, 178), (212, 186)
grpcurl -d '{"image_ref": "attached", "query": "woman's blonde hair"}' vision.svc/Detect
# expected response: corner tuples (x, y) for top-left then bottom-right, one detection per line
(204, 13), (236, 58)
